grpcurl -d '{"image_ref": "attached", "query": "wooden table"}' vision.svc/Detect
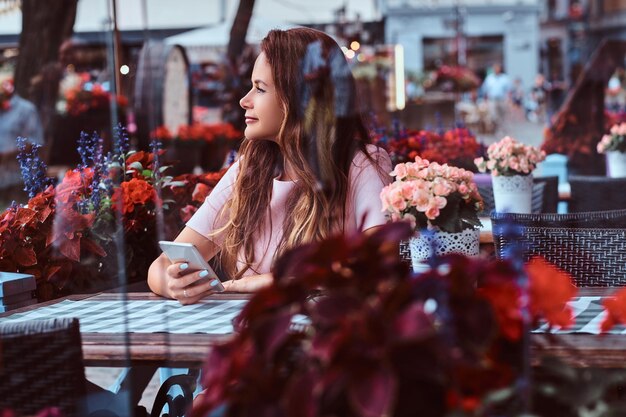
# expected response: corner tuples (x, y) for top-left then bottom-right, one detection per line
(532, 287), (625, 368)
(0, 292), (250, 368)
(1, 288), (623, 369)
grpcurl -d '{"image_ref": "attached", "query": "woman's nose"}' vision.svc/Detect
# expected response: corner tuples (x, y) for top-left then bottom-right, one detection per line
(240, 91), (252, 109)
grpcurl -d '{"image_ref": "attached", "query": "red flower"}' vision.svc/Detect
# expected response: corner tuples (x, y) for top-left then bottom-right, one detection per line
(527, 256), (577, 329)
(112, 178), (156, 214)
(152, 123), (241, 143)
(478, 279), (522, 341)
(151, 125), (173, 140)
(56, 169), (94, 204)
(192, 183), (211, 203)
(601, 287), (626, 333)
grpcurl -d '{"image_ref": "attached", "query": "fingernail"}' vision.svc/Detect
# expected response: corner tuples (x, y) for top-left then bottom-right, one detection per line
(199, 270), (209, 278)
(210, 279), (220, 287)
(179, 263), (189, 270)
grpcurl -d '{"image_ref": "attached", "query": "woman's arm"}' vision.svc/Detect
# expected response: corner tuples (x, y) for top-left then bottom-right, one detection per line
(223, 273), (274, 292)
(148, 226), (275, 302)
(147, 226), (221, 304)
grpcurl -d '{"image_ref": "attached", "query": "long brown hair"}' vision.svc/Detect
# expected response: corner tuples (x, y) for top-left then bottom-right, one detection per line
(217, 27), (373, 278)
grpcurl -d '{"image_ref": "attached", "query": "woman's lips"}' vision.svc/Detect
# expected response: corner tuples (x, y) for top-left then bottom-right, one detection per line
(245, 117), (258, 124)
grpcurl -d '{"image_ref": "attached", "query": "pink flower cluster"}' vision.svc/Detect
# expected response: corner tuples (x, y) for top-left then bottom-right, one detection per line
(380, 156), (483, 231)
(597, 123), (626, 154)
(474, 136), (546, 176)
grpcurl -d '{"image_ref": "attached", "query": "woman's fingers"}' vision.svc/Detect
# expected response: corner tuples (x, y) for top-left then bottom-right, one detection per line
(176, 278), (220, 305)
(165, 262), (192, 278)
(164, 267), (222, 304)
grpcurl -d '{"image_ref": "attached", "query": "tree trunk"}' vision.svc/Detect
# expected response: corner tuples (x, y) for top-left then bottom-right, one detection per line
(13, 0), (78, 98)
(227, 0), (256, 65)
(222, 0), (256, 131)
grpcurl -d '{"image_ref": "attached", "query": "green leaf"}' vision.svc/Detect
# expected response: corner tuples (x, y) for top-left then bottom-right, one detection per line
(129, 161), (143, 170)
(142, 169), (152, 178)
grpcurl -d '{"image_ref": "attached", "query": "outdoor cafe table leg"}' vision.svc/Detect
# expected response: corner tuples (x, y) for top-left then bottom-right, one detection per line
(151, 369), (200, 417)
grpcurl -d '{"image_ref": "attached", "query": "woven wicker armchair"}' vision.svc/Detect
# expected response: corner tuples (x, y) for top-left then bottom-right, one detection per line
(477, 176), (559, 216)
(568, 175), (626, 212)
(491, 210), (626, 286)
(0, 318), (87, 417)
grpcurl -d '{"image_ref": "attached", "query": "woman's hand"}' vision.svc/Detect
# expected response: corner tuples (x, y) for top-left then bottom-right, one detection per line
(147, 227), (220, 303)
(165, 262), (223, 305)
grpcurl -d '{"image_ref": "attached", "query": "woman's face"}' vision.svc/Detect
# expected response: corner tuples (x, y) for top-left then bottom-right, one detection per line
(239, 52), (284, 142)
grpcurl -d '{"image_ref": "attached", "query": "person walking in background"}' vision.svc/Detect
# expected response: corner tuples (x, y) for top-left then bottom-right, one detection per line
(545, 69), (568, 123)
(0, 73), (44, 207)
(0, 74), (43, 152)
(481, 62), (511, 132)
(526, 73), (548, 124)
(510, 77), (526, 121)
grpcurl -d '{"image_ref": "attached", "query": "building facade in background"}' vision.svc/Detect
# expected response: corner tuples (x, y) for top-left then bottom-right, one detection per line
(380, 0), (541, 90)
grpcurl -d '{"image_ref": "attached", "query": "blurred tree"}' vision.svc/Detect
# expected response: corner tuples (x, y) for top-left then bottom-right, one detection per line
(13, 0), (78, 98)
(228, 0), (255, 63)
(223, 0), (256, 131)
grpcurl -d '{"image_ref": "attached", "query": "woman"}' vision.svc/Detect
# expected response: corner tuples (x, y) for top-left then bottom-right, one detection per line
(147, 27), (392, 303)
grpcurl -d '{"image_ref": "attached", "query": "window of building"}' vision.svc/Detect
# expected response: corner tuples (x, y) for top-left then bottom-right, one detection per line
(423, 35), (504, 79)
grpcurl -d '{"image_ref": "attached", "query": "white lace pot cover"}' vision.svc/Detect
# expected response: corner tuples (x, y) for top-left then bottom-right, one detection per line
(606, 151), (626, 178)
(409, 228), (480, 274)
(492, 174), (533, 213)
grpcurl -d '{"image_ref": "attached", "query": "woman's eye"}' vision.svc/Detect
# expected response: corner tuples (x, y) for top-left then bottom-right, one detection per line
(255, 86), (266, 93)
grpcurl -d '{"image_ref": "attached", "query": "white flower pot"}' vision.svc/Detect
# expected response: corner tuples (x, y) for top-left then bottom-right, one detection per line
(492, 174), (533, 213)
(409, 228), (480, 274)
(606, 151), (626, 178)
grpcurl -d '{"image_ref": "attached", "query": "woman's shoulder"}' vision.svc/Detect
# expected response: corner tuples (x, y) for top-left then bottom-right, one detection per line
(351, 144), (392, 170)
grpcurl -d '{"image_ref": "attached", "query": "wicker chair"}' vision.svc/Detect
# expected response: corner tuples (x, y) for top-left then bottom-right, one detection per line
(491, 210), (626, 286)
(534, 176), (559, 213)
(0, 318), (87, 417)
(568, 175), (626, 212)
(477, 176), (558, 216)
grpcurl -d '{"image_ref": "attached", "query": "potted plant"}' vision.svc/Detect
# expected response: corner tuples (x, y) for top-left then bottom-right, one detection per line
(474, 136), (546, 213)
(189, 222), (626, 417)
(379, 156), (483, 272)
(597, 122), (626, 177)
(0, 128), (229, 301)
(370, 123), (485, 171)
(152, 122), (241, 175)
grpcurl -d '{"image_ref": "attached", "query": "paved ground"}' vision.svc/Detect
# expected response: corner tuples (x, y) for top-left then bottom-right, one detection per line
(473, 106), (547, 148)
(85, 367), (162, 414)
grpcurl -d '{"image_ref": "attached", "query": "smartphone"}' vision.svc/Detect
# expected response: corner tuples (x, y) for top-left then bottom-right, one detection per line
(158, 241), (225, 292)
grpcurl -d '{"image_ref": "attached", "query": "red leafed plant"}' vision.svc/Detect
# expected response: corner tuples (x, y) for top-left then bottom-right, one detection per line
(152, 123), (241, 144)
(191, 221), (626, 417)
(0, 130), (228, 301)
(371, 125), (485, 171)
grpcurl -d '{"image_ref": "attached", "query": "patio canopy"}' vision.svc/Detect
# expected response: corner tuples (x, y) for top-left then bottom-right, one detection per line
(165, 17), (301, 47)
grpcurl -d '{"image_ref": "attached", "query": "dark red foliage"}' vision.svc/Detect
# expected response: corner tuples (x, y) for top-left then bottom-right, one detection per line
(191, 223), (529, 417)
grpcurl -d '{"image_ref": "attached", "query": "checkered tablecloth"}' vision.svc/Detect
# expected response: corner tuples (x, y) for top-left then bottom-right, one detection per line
(533, 296), (626, 335)
(0, 296), (623, 335)
(0, 299), (250, 334)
